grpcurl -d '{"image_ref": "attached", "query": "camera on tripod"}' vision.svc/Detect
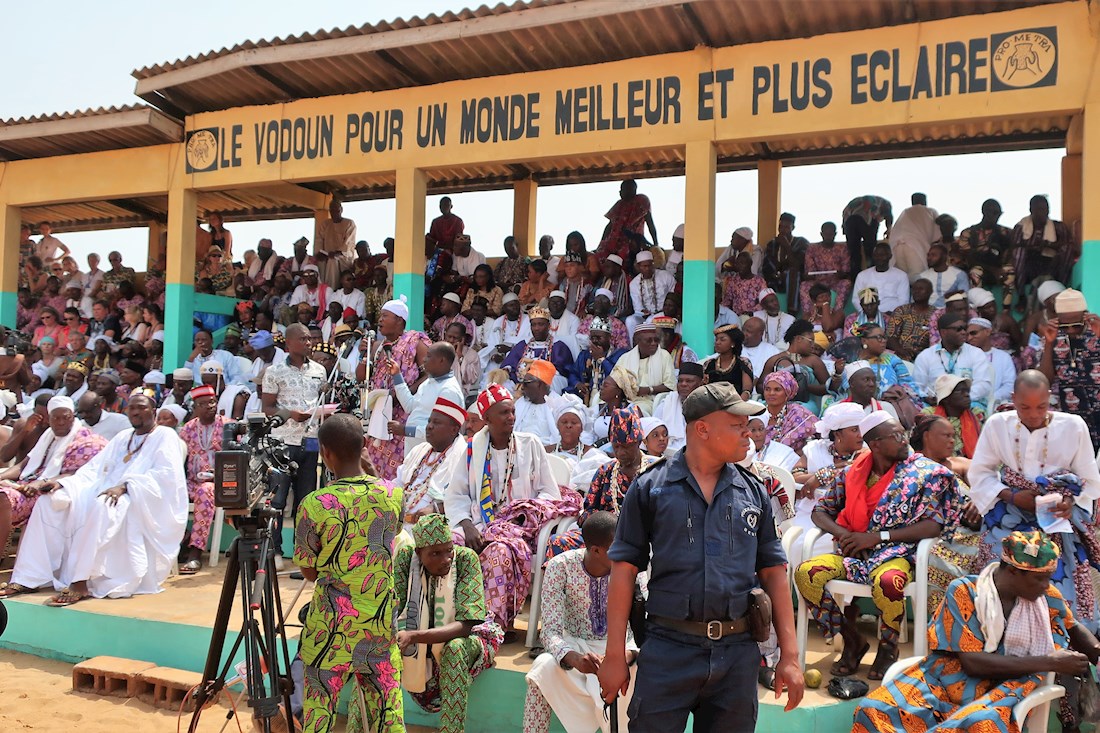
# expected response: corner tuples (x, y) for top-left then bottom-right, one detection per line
(214, 414), (296, 517)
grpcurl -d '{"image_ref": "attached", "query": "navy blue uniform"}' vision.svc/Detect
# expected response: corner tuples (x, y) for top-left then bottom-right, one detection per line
(610, 449), (786, 732)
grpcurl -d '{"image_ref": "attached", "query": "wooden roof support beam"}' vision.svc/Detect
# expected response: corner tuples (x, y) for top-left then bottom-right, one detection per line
(245, 182), (330, 210)
(674, 3), (714, 48)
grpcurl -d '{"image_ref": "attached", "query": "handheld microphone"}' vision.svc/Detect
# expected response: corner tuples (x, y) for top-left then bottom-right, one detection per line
(264, 414), (286, 431)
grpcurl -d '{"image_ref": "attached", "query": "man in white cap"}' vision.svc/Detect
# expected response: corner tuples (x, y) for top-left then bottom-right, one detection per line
(576, 288), (629, 353)
(751, 288), (796, 349)
(0, 395), (106, 572)
(288, 264), (332, 315)
(395, 396), (467, 536)
(664, 223), (685, 275)
(445, 383), (562, 631)
(546, 290), (580, 359)
(314, 198), (356, 288)
(836, 361), (899, 420)
(481, 292), (532, 372)
(1023, 279), (1067, 349)
(161, 367), (194, 413)
(794, 410), (959, 679)
(965, 317), (1015, 412)
(431, 291), (474, 342)
(626, 250), (676, 338)
(913, 312), (992, 409)
(5, 392), (187, 606)
(1038, 288), (1100, 449)
(595, 254), (632, 322)
(715, 226), (760, 281)
(852, 242), (910, 315)
(610, 322), (674, 416)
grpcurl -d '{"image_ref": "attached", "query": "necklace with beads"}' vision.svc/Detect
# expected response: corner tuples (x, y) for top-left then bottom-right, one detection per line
(1014, 414), (1052, 475)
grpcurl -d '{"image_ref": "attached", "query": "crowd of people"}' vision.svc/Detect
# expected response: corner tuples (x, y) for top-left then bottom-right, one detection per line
(0, 182), (1097, 732)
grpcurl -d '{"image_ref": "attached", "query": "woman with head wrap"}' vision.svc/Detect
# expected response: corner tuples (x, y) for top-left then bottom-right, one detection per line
(639, 416), (670, 459)
(546, 395), (592, 464)
(759, 370), (818, 455)
(759, 318), (831, 414)
(590, 372), (628, 446)
(854, 530), (1100, 733)
(546, 406), (658, 558)
(828, 322), (921, 427)
(844, 286), (889, 338)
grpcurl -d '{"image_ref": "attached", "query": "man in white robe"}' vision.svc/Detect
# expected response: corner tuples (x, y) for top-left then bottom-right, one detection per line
(9, 393), (187, 604)
(652, 362), (703, 454)
(609, 323), (675, 416)
(625, 251), (676, 338)
(966, 316), (1015, 412)
(395, 397), (467, 538)
(445, 384), (562, 629)
(314, 199), (357, 288)
(547, 291), (581, 360)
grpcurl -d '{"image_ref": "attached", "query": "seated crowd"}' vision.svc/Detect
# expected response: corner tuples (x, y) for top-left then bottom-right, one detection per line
(1, 184), (1098, 732)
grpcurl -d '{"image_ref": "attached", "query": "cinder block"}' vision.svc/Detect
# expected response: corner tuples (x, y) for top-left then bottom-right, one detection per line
(72, 656), (156, 697)
(136, 666), (209, 712)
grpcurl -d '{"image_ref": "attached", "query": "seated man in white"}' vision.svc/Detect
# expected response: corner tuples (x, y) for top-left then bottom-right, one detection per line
(651, 361), (704, 453)
(609, 323), (674, 416)
(524, 511), (636, 733)
(513, 360), (560, 447)
(912, 311), (993, 408)
(395, 396), (468, 538)
(625, 251), (676, 338)
(6, 393), (187, 605)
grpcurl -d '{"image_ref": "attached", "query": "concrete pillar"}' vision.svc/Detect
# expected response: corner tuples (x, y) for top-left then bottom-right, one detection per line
(394, 168), (428, 331)
(1079, 105), (1100, 304)
(147, 221), (166, 270)
(163, 187), (197, 371)
(682, 141), (717, 355)
(0, 204), (19, 328)
(513, 179), (539, 258)
(1062, 155), (1082, 235)
(757, 160), (782, 248)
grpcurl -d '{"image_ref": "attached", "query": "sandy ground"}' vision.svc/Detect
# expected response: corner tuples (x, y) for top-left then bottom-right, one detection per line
(0, 650), (434, 733)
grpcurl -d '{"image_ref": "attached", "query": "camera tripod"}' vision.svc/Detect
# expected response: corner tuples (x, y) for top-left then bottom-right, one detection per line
(188, 508), (295, 733)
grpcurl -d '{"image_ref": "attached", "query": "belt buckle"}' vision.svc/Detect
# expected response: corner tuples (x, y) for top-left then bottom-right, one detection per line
(706, 620), (723, 640)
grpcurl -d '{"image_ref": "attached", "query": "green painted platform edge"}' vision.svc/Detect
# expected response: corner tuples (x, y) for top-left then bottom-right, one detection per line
(0, 597), (882, 732)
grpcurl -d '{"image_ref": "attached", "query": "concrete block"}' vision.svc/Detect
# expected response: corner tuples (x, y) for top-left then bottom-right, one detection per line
(136, 666), (208, 712)
(72, 655), (156, 697)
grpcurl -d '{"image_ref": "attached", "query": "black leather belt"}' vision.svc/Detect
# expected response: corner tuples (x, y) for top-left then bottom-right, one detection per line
(650, 616), (748, 640)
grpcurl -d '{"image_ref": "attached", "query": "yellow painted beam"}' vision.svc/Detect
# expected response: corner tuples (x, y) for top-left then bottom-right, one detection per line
(1062, 154), (1082, 232)
(394, 168), (427, 330)
(147, 221), (166, 270)
(512, 179), (538, 258)
(0, 144), (176, 206)
(682, 141), (716, 355)
(757, 160), (782, 249)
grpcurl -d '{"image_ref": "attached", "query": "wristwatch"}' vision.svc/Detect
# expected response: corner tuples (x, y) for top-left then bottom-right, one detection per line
(879, 530), (891, 543)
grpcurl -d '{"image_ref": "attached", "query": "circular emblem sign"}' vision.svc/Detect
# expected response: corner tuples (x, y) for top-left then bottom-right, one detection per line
(186, 130), (218, 172)
(993, 30), (1057, 89)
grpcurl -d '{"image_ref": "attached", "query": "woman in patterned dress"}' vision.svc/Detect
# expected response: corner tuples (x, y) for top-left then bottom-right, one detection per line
(546, 406), (657, 557)
(361, 296), (429, 481)
(721, 251), (766, 316)
(759, 370), (817, 455)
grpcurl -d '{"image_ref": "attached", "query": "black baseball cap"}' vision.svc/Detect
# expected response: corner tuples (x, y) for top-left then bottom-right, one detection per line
(682, 383), (766, 422)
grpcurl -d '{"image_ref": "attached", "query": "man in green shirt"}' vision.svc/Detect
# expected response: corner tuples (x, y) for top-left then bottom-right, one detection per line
(294, 413), (403, 733)
(389, 513), (502, 733)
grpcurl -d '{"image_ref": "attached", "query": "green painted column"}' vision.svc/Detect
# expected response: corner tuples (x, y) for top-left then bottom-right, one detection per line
(394, 168), (427, 332)
(682, 142), (717, 355)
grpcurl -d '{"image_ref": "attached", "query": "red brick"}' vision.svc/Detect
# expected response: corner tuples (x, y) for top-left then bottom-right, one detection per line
(136, 666), (211, 713)
(72, 656), (155, 697)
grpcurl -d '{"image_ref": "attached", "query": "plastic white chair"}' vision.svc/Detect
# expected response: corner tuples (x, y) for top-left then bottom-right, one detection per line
(524, 513), (578, 648)
(545, 453), (572, 488)
(766, 464), (798, 534)
(795, 527), (934, 669)
(882, 656), (1064, 733)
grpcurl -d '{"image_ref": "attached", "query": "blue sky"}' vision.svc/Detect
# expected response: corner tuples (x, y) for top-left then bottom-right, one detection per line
(3, 1), (1063, 266)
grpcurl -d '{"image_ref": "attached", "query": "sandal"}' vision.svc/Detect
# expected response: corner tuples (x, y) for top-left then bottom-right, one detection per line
(829, 640), (870, 677)
(758, 667), (776, 691)
(179, 560), (202, 575)
(867, 644), (899, 681)
(527, 646), (544, 660)
(45, 589), (90, 607)
(0, 582), (36, 598)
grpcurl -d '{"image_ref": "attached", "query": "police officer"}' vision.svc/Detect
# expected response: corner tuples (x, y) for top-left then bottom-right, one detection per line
(597, 382), (803, 731)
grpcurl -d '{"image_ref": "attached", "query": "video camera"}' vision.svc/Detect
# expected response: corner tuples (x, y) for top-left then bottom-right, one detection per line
(214, 414), (296, 517)
(0, 327), (31, 357)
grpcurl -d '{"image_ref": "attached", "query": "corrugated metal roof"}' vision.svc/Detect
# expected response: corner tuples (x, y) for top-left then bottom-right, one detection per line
(131, 0), (1060, 115)
(0, 105), (182, 161)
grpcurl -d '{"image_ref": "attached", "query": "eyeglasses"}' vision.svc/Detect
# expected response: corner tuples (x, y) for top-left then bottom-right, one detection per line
(870, 430), (907, 444)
